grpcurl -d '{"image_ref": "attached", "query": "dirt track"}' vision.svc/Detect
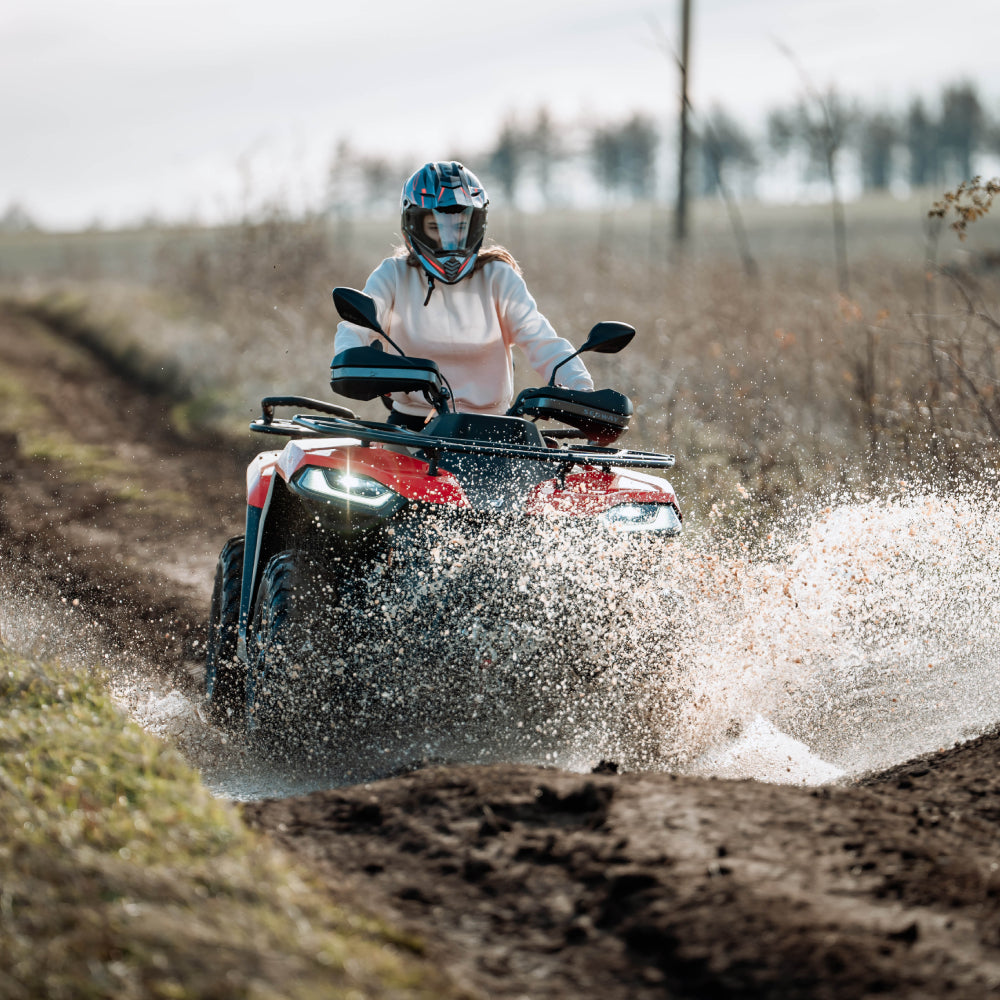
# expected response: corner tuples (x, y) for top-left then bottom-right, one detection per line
(3, 305), (1000, 998)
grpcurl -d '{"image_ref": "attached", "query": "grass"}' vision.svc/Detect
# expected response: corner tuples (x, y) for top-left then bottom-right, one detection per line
(0, 645), (469, 1000)
(0, 363), (129, 481)
(0, 332), (166, 525)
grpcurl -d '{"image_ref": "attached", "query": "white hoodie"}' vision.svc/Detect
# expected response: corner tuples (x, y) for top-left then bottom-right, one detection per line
(334, 256), (594, 419)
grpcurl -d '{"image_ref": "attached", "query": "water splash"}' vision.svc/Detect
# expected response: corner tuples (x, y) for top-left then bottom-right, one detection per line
(226, 482), (1000, 790)
(690, 715), (845, 785)
(6, 482), (997, 797)
(673, 485), (1000, 780)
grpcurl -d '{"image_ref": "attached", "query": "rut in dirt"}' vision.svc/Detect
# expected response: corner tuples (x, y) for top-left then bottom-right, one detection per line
(0, 305), (249, 687)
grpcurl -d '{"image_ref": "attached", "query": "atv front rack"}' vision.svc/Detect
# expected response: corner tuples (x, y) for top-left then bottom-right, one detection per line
(250, 396), (675, 473)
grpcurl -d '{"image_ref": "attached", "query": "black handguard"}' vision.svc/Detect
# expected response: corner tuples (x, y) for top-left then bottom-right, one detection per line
(508, 387), (633, 445)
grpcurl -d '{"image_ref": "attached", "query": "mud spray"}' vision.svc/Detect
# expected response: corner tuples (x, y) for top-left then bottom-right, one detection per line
(4, 482), (997, 799)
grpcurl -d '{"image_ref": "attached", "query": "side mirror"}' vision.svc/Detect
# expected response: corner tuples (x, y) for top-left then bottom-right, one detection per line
(549, 321), (637, 386)
(332, 287), (383, 334)
(580, 321), (636, 355)
(332, 286), (409, 357)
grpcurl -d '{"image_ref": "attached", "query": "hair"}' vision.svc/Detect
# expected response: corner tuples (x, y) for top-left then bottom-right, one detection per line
(397, 240), (522, 276)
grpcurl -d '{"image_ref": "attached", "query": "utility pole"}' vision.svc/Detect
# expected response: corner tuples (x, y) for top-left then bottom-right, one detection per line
(674, 0), (692, 245)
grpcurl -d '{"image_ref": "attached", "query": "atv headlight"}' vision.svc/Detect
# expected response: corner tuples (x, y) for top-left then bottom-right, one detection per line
(295, 467), (398, 508)
(599, 502), (682, 535)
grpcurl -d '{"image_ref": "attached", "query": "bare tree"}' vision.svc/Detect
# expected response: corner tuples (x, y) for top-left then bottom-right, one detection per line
(620, 114), (660, 200)
(768, 79), (856, 295)
(590, 123), (626, 197)
(357, 155), (399, 212)
(588, 117), (659, 202)
(0, 202), (40, 233)
(697, 107), (757, 195)
(697, 107), (759, 278)
(525, 106), (564, 206)
(675, 0), (692, 245)
(906, 98), (940, 189)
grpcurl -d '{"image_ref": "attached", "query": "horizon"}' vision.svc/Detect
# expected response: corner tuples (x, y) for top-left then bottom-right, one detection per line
(4, 0), (1000, 230)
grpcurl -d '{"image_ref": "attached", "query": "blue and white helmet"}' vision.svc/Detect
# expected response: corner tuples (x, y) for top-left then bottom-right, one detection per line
(401, 162), (488, 284)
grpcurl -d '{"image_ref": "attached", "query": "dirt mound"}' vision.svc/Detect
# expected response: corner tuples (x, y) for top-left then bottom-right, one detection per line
(4, 303), (1000, 998)
(246, 747), (1000, 999)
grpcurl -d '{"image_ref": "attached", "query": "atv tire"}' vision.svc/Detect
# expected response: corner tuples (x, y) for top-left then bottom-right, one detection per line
(204, 535), (246, 724)
(246, 548), (332, 749)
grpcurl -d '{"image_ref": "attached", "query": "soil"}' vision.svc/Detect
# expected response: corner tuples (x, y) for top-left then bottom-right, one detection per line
(3, 304), (1000, 999)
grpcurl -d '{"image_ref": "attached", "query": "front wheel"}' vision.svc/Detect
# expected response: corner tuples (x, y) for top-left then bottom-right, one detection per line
(204, 535), (246, 724)
(246, 549), (333, 749)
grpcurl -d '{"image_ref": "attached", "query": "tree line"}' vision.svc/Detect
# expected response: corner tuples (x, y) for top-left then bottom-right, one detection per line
(324, 80), (998, 217)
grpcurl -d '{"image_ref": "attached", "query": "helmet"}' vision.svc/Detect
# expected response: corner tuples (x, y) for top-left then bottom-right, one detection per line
(401, 162), (488, 284)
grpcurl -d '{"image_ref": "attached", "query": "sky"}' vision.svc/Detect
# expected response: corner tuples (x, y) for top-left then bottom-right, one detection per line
(3, 0), (999, 229)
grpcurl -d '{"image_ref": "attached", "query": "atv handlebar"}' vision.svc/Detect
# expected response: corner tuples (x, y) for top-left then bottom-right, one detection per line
(259, 396), (358, 425)
(250, 403), (675, 474)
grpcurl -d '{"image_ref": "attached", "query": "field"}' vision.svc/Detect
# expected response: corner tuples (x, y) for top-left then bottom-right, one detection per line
(2, 193), (1000, 997)
(4, 191), (1000, 520)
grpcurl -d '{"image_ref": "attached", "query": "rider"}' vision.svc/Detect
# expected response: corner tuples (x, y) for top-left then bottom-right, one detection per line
(334, 161), (594, 430)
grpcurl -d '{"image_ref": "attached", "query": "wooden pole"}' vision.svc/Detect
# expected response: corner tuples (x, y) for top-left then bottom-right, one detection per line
(674, 0), (692, 245)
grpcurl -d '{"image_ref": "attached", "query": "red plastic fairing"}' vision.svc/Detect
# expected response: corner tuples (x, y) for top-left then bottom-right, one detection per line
(274, 437), (470, 507)
(247, 451), (282, 509)
(523, 466), (678, 517)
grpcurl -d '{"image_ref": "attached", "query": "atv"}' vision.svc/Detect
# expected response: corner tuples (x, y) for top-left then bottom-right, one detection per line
(204, 287), (683, 755)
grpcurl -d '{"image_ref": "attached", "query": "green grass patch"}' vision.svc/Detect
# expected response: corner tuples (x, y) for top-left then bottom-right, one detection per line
(0, 646), (469, 999)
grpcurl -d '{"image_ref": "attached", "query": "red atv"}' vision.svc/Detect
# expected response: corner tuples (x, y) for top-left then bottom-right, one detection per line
(204, 288), (682, 756)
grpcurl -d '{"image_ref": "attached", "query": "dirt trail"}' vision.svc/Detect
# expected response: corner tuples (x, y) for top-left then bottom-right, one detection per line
(0, 305), (247, 675)
(3, 305), (1000, 998)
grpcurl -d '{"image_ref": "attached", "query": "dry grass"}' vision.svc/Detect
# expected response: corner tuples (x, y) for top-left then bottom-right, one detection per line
(3, 193), (1000, 522)
(0, 645), (471, 999)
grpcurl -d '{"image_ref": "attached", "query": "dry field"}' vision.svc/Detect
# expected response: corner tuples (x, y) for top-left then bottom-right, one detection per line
(3, 192), (999, 526)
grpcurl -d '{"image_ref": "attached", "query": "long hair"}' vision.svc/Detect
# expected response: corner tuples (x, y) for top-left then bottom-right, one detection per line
(398, 241), (522, 275)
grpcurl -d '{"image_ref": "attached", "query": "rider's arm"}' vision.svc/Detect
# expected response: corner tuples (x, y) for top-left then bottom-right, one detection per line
(333, 258), (398, 352)
(492, 265), (594, 390)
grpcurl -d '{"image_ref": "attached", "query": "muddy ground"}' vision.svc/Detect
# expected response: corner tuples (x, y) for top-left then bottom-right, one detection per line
(3, 304), (1000, 998)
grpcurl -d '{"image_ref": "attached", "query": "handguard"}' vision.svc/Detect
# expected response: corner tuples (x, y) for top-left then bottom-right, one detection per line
(330, 346), (446, 403)
(507, 387), (633, 445)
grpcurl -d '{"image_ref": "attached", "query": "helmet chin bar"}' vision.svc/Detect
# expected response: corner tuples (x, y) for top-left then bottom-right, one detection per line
(407, 235), (481, 285)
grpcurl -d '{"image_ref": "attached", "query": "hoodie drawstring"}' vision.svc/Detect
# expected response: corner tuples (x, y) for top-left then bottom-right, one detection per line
(423, 273), (436, 307)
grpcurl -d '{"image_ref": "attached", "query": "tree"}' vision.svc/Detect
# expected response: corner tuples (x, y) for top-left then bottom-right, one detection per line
(697, 107), (757, 197)
(525, 106), (564, 206)
(906, 98), (939, 189)
(487, 117), (528, 208)
(352, 154), (401, 214)
(768, 86), (856, 294)
(0, 202), (40, 233)
(858, 111), (898, 192)
(939, 82), (983, 182)
(589, 116), (659, 202)
(325, 138), (357, 219)
(619, 114), (660, 200)
(590, 123), (626, 198)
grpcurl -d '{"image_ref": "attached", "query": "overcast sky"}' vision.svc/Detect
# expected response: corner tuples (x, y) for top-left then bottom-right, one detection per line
(3, 0), (998, 229)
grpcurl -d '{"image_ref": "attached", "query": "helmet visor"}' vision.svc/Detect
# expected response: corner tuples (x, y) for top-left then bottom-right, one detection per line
(423, 207), (474, 251)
